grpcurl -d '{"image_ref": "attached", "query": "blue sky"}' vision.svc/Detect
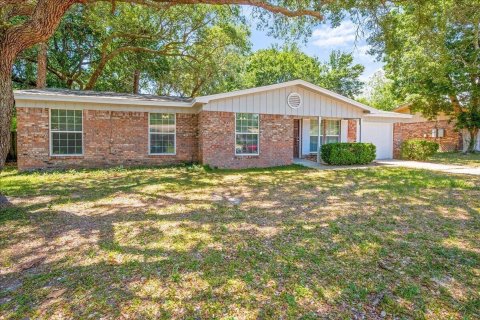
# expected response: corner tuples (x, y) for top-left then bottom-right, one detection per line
(249, 20), (384, 84)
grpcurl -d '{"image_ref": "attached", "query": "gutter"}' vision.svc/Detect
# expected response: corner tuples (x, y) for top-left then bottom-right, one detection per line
(14, 92), (195, 108)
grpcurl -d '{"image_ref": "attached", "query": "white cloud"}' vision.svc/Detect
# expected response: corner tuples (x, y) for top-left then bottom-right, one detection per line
(353, 44), (371, 58)
(311, 21), (358, 48)
(306, 20), (385, 91)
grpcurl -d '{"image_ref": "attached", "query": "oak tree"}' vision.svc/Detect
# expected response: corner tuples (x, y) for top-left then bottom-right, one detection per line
(0, 0), (326, 168)
(366, 0), (480, 152)
(13, 4), (249, 94)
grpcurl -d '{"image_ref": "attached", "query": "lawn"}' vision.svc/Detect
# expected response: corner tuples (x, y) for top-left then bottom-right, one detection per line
(0, 165), (479, 319)
(428, 152), (480, 168)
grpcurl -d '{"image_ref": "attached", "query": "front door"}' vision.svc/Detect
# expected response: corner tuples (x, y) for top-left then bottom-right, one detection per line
(293, 119), (300, 158)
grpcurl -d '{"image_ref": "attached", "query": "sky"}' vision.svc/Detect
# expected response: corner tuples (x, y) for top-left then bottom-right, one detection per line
(249, 20), (384, 83)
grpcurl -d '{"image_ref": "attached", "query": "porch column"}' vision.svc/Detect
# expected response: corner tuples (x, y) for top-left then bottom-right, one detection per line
(317, 116), (322, 163)
(358, 118), (363, 142)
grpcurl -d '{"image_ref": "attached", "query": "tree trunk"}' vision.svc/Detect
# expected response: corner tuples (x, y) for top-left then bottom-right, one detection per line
(85, 54), (109, 90)
(0, 58), (15, 170)
(37, 42), (48, 88)
(0, 0), (78, 170)
(133, 69), (140, 94)
(466, 128), (479, 153)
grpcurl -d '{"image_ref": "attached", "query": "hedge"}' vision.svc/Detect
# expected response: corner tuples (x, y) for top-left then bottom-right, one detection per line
(400, 139), (439, 160)
(320, 142), (376, 165)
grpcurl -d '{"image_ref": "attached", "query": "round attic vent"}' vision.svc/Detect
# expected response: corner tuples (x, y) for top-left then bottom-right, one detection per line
(287, 92), (302, 109)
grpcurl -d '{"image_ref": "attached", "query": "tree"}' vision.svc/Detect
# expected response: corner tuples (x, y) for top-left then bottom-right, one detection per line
(456, 111), (480, 153)
(153, 25), (249, 97)
(360, 70), (400, 111)
(366, 1), (480, 152)
(13, 4), (249, 94)
(36, 42), (47, 88)
(318, 50), (364, 98)
(243, 46), (364, 98)
(0, 1), (325, 168)
(243, 45), (320, 87)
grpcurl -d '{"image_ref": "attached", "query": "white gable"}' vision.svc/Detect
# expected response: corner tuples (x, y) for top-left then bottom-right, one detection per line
(202, 85), (365, 118)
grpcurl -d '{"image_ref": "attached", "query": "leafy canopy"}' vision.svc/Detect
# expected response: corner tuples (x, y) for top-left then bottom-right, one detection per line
(243, 45), (364, 98)
(13, 3), (250, 96)
(359, 71), (400, 111)
(366, 1), (480, 117)
(362, 0), (480, 151)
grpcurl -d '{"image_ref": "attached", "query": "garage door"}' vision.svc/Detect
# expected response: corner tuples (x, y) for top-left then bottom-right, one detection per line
(362, 121), (393, 159)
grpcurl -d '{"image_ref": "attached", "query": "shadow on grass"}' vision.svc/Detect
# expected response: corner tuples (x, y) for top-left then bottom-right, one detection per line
(0, 165), (479, 318)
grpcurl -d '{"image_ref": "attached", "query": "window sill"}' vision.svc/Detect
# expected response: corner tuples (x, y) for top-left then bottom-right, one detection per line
(50, 155), (84, 159)
(235, 154), (260, 159)
(148, 153), (177, 157)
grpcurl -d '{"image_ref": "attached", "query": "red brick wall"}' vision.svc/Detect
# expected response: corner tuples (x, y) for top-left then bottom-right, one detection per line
(17, 107), (198, 170)
(393, 120), (462, 158)
(198, 111), (294, 169)
(347, 120), (357, 142)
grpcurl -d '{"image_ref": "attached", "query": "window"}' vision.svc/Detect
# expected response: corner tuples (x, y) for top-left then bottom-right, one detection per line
(432, 128), (445, 138)
(309, 119), (341, 153)
(235, 113), (259, 155)
(310, 119), (319, 153)
(324, 120), (340, 144)
(149, 113), (175, 154)
(50, 109), (83, 155)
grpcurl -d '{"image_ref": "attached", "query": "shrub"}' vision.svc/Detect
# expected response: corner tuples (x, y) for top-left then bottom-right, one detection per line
(400, 139), (439, 160)
(320, 143), (376, 165)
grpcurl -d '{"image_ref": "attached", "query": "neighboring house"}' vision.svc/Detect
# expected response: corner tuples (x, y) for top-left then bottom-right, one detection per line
(14, 80), (410, 170)
(393, 104), (480, 156)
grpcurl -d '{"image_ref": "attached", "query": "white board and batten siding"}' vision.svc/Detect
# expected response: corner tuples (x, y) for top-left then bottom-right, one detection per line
(203, 85), (364, 119)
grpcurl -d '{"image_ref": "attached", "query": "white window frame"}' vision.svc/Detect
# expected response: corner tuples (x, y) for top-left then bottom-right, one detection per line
(309, 118), (341, 154)
(235, 113), (260, 156)
(49, 108), (84, 157)
(432, 128), (445, 138)
(309, 118), (320, 154)
(324, 119), (341, 144)
(437, 128), (445, 138)
(148, 113), (176, 155)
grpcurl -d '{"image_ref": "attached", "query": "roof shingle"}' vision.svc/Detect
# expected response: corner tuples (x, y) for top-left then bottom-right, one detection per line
(14, 88), (193, 103)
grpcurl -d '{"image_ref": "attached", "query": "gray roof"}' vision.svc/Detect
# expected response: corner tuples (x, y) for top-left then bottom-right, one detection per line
(14, 88), (193, 103)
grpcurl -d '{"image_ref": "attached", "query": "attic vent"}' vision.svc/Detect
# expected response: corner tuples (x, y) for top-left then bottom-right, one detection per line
(287, 92), (302, 109)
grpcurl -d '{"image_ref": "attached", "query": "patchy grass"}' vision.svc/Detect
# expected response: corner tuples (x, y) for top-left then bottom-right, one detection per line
(428, 152), (480, 167)
(0, 165), (479, 319)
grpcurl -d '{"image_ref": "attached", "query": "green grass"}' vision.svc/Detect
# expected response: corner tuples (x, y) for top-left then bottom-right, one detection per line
(428, 152), (480, 167)
(0, 165), (479, 319)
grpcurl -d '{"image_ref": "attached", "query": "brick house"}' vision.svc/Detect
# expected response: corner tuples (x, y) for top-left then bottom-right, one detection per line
(393, 104), (480, 157)
(14, 80), (411, 170)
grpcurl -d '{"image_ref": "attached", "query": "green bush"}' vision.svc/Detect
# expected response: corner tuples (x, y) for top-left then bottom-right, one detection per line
(400, 139), (439, 160)
(320, 143), (376, 165)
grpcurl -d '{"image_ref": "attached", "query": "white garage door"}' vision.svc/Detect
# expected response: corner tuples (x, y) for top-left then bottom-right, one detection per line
(362, 121), (393, 159)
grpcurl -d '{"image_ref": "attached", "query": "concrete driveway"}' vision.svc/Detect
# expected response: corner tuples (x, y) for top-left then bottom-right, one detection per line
(294, 158), (480, 176)
(376, 159), (480, 176)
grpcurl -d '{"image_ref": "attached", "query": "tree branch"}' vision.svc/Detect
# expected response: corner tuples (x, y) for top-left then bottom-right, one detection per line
(92, 0), (323, 19)
(11, 74), (36, 87)
(1, 0), (80, 60)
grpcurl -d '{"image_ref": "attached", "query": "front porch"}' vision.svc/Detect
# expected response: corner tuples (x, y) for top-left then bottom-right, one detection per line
(293, 117), (361, 160)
